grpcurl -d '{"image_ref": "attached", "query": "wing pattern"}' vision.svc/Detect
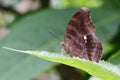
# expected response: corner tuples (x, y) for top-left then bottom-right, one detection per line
(62, 7), (103, 62)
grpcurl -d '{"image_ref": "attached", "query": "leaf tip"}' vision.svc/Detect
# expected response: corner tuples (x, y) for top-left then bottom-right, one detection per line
(2, 47), (27, 54)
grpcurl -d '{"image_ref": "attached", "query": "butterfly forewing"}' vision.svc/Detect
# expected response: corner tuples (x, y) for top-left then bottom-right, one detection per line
(62, 7), (103, 62)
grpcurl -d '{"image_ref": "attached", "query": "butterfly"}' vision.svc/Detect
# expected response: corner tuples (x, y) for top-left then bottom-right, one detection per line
(61, 7), (103, 62)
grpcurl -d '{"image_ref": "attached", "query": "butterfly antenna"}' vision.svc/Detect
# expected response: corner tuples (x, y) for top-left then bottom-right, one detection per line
(48, 29), (57, 38)
(48, 28), (62, 41)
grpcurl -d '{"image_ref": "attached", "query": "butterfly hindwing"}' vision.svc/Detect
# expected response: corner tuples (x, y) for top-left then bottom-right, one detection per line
(62, 7), (103, 62)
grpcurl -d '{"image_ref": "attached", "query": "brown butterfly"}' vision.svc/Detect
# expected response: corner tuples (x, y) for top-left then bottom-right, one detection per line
(61, 7), (103, 62)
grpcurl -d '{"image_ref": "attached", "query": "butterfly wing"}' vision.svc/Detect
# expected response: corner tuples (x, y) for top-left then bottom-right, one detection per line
(62, 8), (103, 62)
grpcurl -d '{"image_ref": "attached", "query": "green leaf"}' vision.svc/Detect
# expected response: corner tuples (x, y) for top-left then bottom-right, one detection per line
(0, 9), (77, 80)
(108, 51), (120, 65)
(0, 8), (120, 80)
(91, 8), (120, 42)
(103, 0), (120, 9)
(3, 47), (120, 80)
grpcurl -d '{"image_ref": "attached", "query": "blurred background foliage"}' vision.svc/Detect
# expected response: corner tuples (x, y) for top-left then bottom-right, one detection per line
(0, 0), (120, 80)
